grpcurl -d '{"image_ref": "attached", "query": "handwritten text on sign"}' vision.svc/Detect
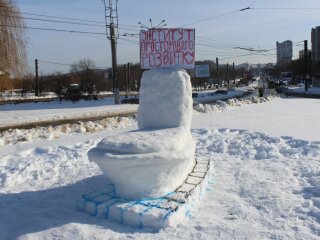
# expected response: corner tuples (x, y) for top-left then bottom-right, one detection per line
(140, 28), (195, 69)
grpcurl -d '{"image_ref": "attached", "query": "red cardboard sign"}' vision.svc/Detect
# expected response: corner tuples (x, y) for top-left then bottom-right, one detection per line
(140, 28), (195, 69)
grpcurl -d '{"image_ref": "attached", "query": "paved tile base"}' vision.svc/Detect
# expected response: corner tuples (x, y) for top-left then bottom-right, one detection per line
(79, 157), (214, 229)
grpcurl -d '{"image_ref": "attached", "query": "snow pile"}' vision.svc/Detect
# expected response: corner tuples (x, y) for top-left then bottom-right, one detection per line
(89, 127), (195, 199)
(2, 127), (320, 239)
(0, 91), (57, 101)
(0, 116), (136, 146)
(191, 128), (320, 239)
(194, 94), (278, 113)
(194, 129), (320, 160)
(1, 97), (320, 239)
(89, 69), (195, 200)
(286, 86), (320, 94)
(138, 69), (193, 130)
(193, 88), (249, 104)
(0, 142), (102, 193)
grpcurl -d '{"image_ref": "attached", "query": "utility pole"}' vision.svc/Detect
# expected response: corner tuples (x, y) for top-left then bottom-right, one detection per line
(124, 63), (128, 97)
(242, 67), (244, 81)
(309, 51), (312, 79)
(35, 59), (39, 97)
(102, 0), (120, 104)
(216, 57), (220, 88)
(304, 40), (309, 91)
(233, 62), (236, 85)
(226, 63), (230, 88)
(127, 62), (131, 95)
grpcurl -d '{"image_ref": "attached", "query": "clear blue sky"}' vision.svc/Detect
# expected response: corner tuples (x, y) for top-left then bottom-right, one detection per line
(15, 0), (320, 74)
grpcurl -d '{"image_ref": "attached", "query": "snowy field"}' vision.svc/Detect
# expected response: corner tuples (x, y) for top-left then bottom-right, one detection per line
(286, 86), (320, 94)
(1, 97), (320, 239)
(0, 98), (138, 129)
(192, 87), (251, 104)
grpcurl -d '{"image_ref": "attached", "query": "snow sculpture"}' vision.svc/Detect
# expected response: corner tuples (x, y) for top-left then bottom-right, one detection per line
(88, 69), (195, 199)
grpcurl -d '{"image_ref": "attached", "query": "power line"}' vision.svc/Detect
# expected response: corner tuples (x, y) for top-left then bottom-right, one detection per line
(197, 36), (250, 48)
(16, 10), (105, 24)
(248, 0), (260, 8)
(0, 24), (106, 35)
(119, 37), (139, 44)
(0, 14), (140, 32)
(0, 14), (106, 27)
(180, 9), (241, 27)
(180, 3), (320, 27)
(179, 1), (261, 27)
(252, 7), (320, 10)
(219, 53), (276, 61)
(38, 59), (108, 69)
(1, 9), (141, 30)
(38, 60), (72, 66)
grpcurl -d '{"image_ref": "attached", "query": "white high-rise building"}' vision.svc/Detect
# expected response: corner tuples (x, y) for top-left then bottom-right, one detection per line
(311, 26), (320, 62)
(276, 40), (293, 65)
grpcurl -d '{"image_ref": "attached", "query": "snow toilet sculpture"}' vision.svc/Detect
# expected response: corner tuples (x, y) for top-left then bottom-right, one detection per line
(88, 68), (195, 199)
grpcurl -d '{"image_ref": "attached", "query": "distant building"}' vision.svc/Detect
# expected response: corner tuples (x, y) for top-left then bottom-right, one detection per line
(236, 63), (251, 71)
(264, 63), (274, 69)
(276, 40), (293, 65)
(313, 78), (320, 88)
(311, 26), (320, 62)
(299, 49), (312, 59)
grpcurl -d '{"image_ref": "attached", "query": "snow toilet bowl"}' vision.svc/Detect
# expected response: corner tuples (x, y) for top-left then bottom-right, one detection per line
(88, 69), (195, 200)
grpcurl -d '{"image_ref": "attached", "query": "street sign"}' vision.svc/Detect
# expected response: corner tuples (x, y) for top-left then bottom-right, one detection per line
(195, 65), (210, 78)
(140, 28), (195, 69)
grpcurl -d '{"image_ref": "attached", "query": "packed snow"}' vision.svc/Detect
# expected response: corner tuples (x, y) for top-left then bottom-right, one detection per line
(138, 69), (193, 130)
(0, 98), (138, 129)
(285, 86), (320, 95)
(1, 96), (320, 239)
(0, 92), (279, 147)
(192, 87), (250, 104)
(0, 116), (136, 146)
(89, 69), (195, 199)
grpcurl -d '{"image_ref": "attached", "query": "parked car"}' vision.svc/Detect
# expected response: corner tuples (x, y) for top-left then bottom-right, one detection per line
(65, 84), (82, 101)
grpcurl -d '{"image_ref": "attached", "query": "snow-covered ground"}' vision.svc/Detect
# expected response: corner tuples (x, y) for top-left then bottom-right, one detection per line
(285, 86), (320, 95)
(0, 91), (57, 101)
(193, 87), (251, 104)
(0, 94), (277, 146)
(1, 97), (320, 239)
(0, 98), (138, 129)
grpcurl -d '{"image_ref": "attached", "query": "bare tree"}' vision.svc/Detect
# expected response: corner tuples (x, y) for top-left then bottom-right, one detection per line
(0, 0), (27, 76)
(70, 58), (95, 72)
(70, 58), (97, 93)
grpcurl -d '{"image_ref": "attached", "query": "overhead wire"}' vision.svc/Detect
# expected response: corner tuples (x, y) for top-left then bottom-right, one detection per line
(0, 24), (106, 35)
(179, 9), (241, 27)
(0, 14), (140, 32)
(180, 0), (261, 27)
(0, 14), (107, 27)
(38, 60), (73, 66)
(4, 2), (312, 69)
(0, 9), (141, 30)
(251, 7), (320, 10)
(118, 37), (139, 44)
(37, 59), (108, 69)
